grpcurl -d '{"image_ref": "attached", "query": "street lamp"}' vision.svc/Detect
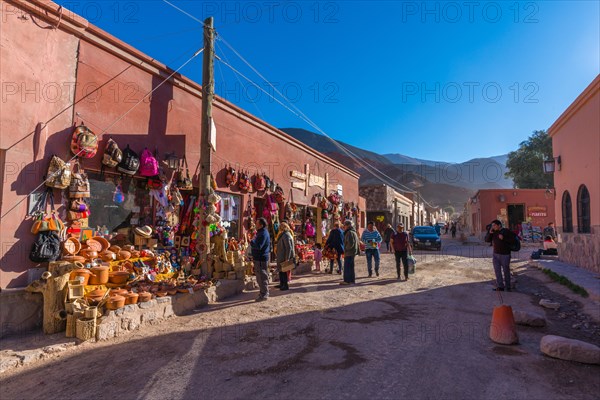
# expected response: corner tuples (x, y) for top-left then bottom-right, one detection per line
(163, 152), (180, 170)
(543, 156), (561, 174)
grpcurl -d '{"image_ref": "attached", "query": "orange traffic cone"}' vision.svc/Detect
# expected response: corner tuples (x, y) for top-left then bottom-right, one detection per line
(489, 290), (519, 345)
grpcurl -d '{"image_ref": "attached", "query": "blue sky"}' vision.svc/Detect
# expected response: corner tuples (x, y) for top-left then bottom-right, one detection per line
(55, 1), (599, 163)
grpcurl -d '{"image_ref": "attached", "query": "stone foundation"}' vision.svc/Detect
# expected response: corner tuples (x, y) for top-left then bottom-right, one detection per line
(558, 226), (600, 273)
(0, 289), (43, 339)
(96, 279), (246, 341)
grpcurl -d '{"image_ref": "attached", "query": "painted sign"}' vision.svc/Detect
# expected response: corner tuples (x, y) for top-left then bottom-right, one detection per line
(290, 170), (306, 180)
(528, 206), (547, 217)
(308, 174), (325, 189)
(291, 181), (306, 190)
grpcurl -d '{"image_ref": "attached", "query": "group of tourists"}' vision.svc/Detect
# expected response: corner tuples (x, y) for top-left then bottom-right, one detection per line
(249, 218), (416, 301)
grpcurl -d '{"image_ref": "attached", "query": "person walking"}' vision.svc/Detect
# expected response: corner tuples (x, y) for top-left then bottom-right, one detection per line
(361, 221), (383, 277)
(485, 219), (516, 292)
(251, 217), (271, 301)
(325, 222), (344, 274)
(390, 223), (411, 280)
(383, 224), (395, 253)
(275, 222), (295, 291)
(340, 220), (359, 285)
(450, 223), (457, 238)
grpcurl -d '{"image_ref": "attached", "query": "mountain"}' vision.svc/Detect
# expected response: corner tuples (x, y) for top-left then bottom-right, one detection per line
(280, 127), (513, 209)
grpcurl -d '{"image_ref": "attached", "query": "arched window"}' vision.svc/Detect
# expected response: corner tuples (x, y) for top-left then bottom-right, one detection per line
(562, 191), (573, 233)
(577, 185), (591, 234)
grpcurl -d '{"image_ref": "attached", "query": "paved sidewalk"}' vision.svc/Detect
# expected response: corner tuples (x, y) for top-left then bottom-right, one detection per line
(530, 258), (600, 302)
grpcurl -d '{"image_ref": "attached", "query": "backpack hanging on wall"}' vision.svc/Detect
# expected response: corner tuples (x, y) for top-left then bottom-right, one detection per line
(102, 138), (123, 168)
(29, 231), (61, 263)
(71, 124), (98, 159)
(45, 155), (71, 189)
(139, 148), (159, 177)
(176, 156), (193, 191)
(69, 162), (90, 198)
(118, 145), (140, 175)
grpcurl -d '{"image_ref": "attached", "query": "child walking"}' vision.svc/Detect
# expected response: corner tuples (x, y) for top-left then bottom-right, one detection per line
(314, 243), (323, 272)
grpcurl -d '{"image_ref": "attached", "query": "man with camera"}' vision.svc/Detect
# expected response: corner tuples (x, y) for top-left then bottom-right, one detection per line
(485, 220), (516, 292)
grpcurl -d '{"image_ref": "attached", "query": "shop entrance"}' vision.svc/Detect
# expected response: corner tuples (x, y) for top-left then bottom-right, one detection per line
(507, 204), (525, 230)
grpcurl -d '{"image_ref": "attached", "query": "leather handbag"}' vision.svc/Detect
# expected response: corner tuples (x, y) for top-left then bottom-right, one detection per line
(280, 259), (295, 272)
(45, 155), (71, 189)
(69, 162), (90, 198)
(176, 156), (193, 191)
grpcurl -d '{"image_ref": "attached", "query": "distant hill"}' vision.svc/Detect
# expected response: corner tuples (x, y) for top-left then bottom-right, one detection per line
(280, 127), (513, 209)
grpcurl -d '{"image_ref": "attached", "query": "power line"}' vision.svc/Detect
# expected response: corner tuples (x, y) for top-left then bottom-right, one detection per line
(1, 48), (204, 221)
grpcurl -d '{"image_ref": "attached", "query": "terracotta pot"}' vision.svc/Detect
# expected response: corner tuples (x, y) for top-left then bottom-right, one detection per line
(122, 245), (135, 252)
(80, 248), (98, 261)
(88, 265), (109, 285)
(117, 250), (131, 261)
(109, 271), (130, 285)
(138, 292), (152, 302)
(91, 236), (110, 252)
(156, 291), (167, 297)
(69, 268), (92, 286)
(125, 292), (139, 305)
(85, 288), (107, 303)
(110, 288), (128, 297)
(63, 237), (81, 255)
(167, 289), (177, 296)
(108, 245), (121, 253)
(86, 238), (103, 252)
(131, 250), (141, 258)
(62, 255), (86, 263)
(106, 295), (126, 310)
(100, 251), (116, 262)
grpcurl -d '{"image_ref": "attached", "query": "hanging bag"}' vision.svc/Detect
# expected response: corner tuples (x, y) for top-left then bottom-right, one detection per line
(139, 148), (159, 177)
(45, 155), (71, 189)
(176, 156), (193, 191)
(102, 138), (123, 168)
(118, 145), (140, 175)
(69, 162), (90, 198)
(71, 124), (98, 159)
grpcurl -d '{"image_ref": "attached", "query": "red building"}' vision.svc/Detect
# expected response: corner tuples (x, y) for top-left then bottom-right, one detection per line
(0, 0), (365, 335)
(465, 189), (556, 240)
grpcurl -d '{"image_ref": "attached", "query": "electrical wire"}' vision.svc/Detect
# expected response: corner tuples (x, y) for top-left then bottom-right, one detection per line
(1, 48), (204, 221)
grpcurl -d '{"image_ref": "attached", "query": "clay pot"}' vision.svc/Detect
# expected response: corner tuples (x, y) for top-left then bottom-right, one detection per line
(69, 267), (93, 286)
(100, 251), (116, 262)
(122, 245), (135, 252)
(109, 271), (130, 285)
(88, 265), (109, 285)
(117, 250), (131, 261)
(156, 291), (167, 297)
(138, 292), (152, 302)
(167, 289), (177, 296)
(110, 288), (128, 297)
(85, 288), (107, 303)
(63, 237), (81, 255)
(106, 295), (126, 310)
(131, 250), (141, 259)
(63, 255), (86, 263)
(80, 248), (98, 261)
(124, 292), (139, 305)
(86, 238), (103, 252)
(91, 236), (110, 252)
(108, 245), (121, 253)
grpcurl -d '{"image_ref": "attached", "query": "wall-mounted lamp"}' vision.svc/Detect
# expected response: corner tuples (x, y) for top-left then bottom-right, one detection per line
(543, 156), (561, 174)
(163, 152), (181, 170)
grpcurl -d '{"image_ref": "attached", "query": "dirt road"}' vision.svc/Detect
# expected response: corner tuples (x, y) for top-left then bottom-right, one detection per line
(1, 237), (599, 399)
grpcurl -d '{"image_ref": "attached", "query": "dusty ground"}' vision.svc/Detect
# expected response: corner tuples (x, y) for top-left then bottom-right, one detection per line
(1, 237), (599, 400)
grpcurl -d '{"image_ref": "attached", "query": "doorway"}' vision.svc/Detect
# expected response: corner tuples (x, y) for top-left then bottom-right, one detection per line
(507, 204), (524, 230)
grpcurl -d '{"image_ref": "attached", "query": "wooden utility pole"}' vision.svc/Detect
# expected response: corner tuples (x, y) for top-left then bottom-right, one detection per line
(200, 16), (215, 261)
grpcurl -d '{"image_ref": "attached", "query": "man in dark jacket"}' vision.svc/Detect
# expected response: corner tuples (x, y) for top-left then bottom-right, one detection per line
(325, 222), (344, 274)
(383, 224), (395, 253)
(251, 218), (271, 301)
(485, 220), (515, 291)
(391, 223), (411, 280)
(341, 220), (360, 285)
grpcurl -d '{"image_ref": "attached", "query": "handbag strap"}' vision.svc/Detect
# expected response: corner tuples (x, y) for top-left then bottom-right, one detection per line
(183, 156), (190, 179)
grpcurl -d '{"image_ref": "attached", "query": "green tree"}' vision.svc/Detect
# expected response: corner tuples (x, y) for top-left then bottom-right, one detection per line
(444, 205), (455, 215)
(505, 130), (554, 189)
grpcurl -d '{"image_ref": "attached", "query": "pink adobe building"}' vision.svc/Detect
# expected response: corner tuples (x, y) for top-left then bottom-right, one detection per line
(547, 75), (600, 273)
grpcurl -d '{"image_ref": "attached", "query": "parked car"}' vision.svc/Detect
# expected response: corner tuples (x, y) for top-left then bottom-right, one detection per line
(411, 226), (442, 250)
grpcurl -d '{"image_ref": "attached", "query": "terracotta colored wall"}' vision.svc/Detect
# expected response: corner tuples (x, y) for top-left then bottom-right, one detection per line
(549, 76), (600, 272)
(473, 189), (556, 232)
(0, 1), (360, 288)
(1, 5), (79, 288)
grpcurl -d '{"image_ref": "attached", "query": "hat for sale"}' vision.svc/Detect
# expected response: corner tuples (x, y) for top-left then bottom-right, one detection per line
(133, 225), (153, 238)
